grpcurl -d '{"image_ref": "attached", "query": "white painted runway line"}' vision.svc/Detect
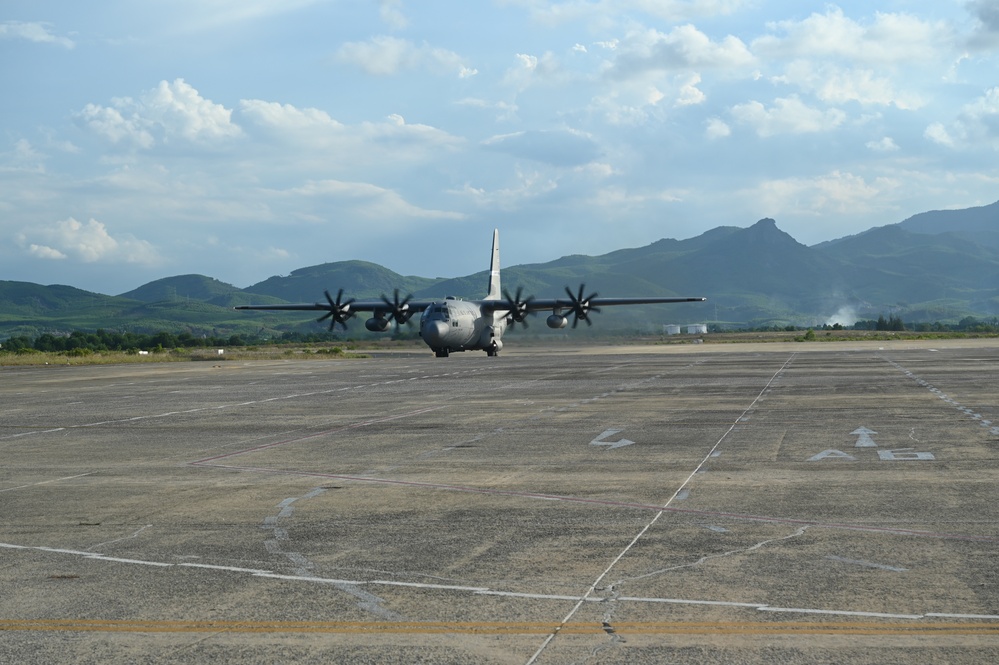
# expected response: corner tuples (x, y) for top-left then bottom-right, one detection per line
(3, 538), (996, 624)
(525, 354), (798, 665)
(884, 356), (999, 435)
(0, 472), (92, 493)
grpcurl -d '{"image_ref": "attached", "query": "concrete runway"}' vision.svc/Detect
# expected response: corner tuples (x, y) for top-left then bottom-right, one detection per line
(2, 340), (999, 663)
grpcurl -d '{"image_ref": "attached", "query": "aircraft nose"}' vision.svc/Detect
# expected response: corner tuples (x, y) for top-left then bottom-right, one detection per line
(422, 320), (449, 346)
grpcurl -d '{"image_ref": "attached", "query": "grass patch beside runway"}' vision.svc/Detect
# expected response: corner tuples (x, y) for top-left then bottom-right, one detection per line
(0, 346), (370, 366)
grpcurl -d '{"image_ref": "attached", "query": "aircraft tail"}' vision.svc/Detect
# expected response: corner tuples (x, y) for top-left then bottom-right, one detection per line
(485, 228), (501, 300)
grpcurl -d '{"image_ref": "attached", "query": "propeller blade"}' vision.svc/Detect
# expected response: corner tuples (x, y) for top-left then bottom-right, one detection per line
(503, 286), (534, 328)
(381, 288), (415, 326)
(564, 283), (599, 328)
(316, 288), (355, 331)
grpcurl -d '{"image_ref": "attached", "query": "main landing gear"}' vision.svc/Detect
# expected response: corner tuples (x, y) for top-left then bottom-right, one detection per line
(433, 347), (500, 357)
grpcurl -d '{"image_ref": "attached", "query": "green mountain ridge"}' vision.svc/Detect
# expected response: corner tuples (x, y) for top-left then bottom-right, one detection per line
(3, 203), (998, 338)
(897, 200), (999, 249)
(248, 261), (442, 303)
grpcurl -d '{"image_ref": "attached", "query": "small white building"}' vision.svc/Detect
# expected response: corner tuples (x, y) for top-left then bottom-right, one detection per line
(663, 324), (681, 335)
(686, 324), (708, 334)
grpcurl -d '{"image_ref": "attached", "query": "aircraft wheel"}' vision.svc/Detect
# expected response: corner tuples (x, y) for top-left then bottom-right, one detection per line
(435, 348), (449, 358)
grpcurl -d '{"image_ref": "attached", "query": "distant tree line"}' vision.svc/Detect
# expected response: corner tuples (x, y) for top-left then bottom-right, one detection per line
(854, 314), (907, 331)
(4, 316), (998, 354)
(0, 329), (347, 354)
(852, 315), (999, 333)
(736, 315), (999, 334)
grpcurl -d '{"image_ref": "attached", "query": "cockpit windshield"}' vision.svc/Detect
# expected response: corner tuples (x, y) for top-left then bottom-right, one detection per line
(421, 303), (450, 322)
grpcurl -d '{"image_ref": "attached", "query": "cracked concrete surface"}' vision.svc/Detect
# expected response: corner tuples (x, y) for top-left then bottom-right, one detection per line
(2, 341), (999, 663)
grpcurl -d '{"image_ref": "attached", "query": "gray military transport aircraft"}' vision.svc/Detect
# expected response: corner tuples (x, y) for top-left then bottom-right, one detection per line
(235, 230), (706, 357)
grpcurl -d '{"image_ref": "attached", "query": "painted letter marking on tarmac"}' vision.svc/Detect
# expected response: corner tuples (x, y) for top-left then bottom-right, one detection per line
(852, 427), (878, 447)
(878, 449), (936, 461)
(590, 429), (635, 450)
(808, 450), (856, 461)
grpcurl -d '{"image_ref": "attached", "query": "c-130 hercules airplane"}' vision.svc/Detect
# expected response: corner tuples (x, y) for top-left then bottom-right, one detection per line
(236, 230), (706, 357)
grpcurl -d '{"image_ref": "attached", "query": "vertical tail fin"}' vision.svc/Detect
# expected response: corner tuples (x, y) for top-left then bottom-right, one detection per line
(485, 228), (501, 300)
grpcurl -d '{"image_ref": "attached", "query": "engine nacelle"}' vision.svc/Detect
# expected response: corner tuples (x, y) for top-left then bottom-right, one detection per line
(546, 314), (568, 329)
(365, 317), (391, 332)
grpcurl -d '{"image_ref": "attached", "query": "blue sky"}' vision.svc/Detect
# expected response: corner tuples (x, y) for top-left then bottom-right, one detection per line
(2, 1), (998, 295)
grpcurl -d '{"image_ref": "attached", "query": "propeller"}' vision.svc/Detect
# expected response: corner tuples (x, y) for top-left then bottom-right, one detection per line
(503, 286), (535, 328)
(317, 289), (355, 331)
(564, 284), (600, 328)
(381, 289), (416, 326)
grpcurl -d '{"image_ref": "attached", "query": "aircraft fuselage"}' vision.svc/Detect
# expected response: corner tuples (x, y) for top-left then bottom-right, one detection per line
(419, 297), (508, 357)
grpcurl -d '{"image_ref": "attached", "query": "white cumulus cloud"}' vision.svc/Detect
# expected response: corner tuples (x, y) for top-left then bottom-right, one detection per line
(676, 73), (706, 106)
(77, 104), (156, 148)
(780, 61), (923, 109)
(456, 168), (559, 211)
(509, 0), (749, 25)
(0, 21), (74, 48)
(754, 7), (951, 65)
(959, 86), (999, 147)
(19, 218), (160, 265)
(77, 79), (241, 148)
(284, 180), (466, 222)
(751, 170), (899, 217)
(1, 138), (46, 174)
(141, 79), (242, 142)
(924, 122), (954, 147)
(923, 87), (999, 149)
(239, 100), (344, 136)
(27, 244), (68, 260)
(866, 136), (899, 152)
(705, 117), (731, 139)
(481, 129), (601, 166)
(730, 96), (846, 137)
(966, 0), (999, 49)
(502, 52), (563, 90)
(607, 24), (754, 77)
(379, 0), (409, 29)
(168, 0), (325, 32)
(336, 36), (476, 77)
(236, 102), (462, 173)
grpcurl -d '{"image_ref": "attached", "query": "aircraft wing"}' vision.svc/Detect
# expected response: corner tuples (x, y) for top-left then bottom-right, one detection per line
(236, 296), (704, 313)
(235, 291), (436, 330)
(523, 296), (706, 310)
(234, 299), (436, 313)
(234, 302), (331, 312)
(477, 295), (706, 313)
(478, 290), (707, 328)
